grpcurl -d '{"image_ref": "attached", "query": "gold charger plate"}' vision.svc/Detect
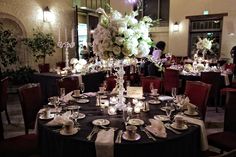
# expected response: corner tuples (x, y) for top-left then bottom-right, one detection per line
(184, 110), (199, 116)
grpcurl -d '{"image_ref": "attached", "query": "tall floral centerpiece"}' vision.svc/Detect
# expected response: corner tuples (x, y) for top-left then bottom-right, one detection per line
(194, 36), (213, 60)
(93, 7), (153, 110)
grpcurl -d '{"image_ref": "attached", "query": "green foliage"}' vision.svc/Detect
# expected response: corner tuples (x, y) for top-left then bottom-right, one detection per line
(23, 28), (56, 64)
(0, 23), (18, 67)
(2, 66), (36, 85)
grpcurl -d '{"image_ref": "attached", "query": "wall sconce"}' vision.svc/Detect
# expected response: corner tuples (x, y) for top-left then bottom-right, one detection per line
(173, 22), (179, 32)
(43, 6), (52, 22)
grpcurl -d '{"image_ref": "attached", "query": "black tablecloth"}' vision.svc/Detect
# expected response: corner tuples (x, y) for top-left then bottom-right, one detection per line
(33, 72), (106, 104)
(38, 95), (202, 157)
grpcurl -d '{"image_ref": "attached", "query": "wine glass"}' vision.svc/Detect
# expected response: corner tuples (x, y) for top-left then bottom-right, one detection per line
(71, 106), (81, 127)
(165, 101), (175, 119)
(171, 87), (177, 99)
(80, 83), (85, 94)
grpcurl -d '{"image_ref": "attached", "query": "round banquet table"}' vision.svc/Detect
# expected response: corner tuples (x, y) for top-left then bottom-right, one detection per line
(37, 95), (202, 157)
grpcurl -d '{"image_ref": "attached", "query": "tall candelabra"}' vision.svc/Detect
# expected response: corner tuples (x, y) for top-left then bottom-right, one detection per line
(57, 41), (75, 69)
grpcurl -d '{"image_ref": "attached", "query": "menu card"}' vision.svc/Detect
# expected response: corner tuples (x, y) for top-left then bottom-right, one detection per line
(126, 87), (143, 99)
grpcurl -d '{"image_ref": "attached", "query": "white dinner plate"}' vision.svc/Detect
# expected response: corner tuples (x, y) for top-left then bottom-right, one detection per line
(128, 119), (144, 126)
(66, 105), (80, 110)
(60, 128), (79, 136)
(76, 99), (89, 104)
(170, 123), (188, 131)
(92, 119), (110, 126)
(39, 114), (54, 120)
(122, 131), (141, 141)
(148, 100), (161, 105)
(184, 110), (199, 116)
(154, 115), (169, 122)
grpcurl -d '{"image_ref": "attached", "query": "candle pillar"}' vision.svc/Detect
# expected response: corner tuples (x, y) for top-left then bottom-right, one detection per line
(65, 28), (68, 41)
(71, 28), (74, 43)
(58, 28), (61, 42)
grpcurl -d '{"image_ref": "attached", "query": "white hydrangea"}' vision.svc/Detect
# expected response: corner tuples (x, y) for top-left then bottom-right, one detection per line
(93, 7), (153, 60)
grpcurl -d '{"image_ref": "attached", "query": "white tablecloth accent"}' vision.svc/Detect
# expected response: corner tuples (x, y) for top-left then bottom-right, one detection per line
(175, 115), (208, 151)
(95, 129), (114, 157)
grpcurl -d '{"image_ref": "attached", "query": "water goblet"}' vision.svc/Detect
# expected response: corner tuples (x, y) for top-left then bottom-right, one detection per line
(171, 87), (177, 99)
(80, 83), (85, 94)
(71, 106), (81, 126)
(165, 101), (175, 119)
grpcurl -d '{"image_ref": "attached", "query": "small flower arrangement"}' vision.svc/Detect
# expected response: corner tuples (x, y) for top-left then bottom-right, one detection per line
(92, 7), (153, 60)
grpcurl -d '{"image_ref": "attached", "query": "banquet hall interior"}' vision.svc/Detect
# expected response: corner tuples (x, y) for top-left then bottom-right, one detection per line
(1, 0), (236, 157)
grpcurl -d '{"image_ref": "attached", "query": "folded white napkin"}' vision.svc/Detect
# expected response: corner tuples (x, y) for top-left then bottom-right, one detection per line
(177, 96), (190, 110)
(175, 115), (208, 151)
(145, 119), (167, 138)
(95, 129), (114, 157)
(62, 91), (75, 102)
(46, 111), (71, 126)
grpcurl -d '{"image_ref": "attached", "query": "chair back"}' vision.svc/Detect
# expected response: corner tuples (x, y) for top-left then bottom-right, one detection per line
(141, 76), (162, 93)
(163, 68), (179, 94)
(184, 81), (211, 120)
(105, 76), (117, 92)
(18, 83), (42, 134)
(201, 71), (221, 105)
(57, 76), (79, 94)
(224, 63), (235, 73)
(0, 77), (8, 112)
(224, 91), (236, 132)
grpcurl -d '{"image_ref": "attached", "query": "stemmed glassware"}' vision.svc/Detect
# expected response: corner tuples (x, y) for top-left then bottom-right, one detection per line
(80, 83), (85, 94)
(71, 106), (81, 127)
(165, 101), (175, 120)
(171, 87), (177, 99)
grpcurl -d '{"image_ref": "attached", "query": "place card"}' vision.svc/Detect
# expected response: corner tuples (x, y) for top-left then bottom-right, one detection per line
(126, 87), (143, 99)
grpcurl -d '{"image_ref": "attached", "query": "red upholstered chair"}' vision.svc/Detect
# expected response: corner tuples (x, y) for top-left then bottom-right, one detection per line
(163, 68), (180, 94)
(208, 91), (236, 153)
(105, 76), (117, 92)
(224, 63), (235, 73)
(184, 81), (211, 121)
(18, 83), (43, 134)
(201, 71), (221, 112)
(0, 77), (11, 124)
(57, 76), (79, 94)
(0, 133), (38, 157)
(141, 76), (162, 93)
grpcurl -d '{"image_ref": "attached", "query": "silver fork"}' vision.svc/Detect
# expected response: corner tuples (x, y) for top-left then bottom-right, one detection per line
(140, 126), (156, 141)
(87, 126), (99, 141)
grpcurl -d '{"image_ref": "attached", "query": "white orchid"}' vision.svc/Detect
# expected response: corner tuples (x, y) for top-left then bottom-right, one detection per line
(92, 8), (153, 60)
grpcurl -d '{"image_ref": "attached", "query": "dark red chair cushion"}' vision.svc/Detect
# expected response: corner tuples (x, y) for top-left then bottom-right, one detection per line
(141, 76), (162, 93)
(105, 76), (117, 92)
(208, 131), (236, 151)
(0, 134), (38, 157)
(184, 81), (211, 121)
(163, 68), (179, 93)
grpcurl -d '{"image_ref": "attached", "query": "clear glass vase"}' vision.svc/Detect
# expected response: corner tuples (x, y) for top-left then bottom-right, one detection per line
(114, 60), (126, 111)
